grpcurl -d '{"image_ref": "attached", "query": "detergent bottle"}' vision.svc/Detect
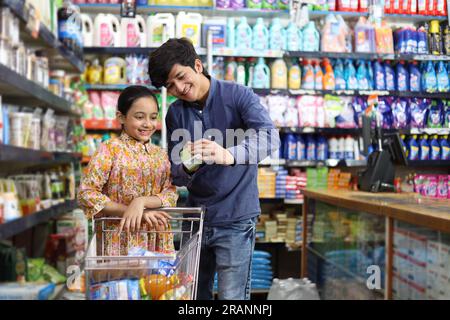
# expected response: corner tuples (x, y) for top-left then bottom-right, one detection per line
(286, 21), (300, 51)
(396, 61), (409, 92)
(344, 59), (358, 90)
(440, 135), (450, 160)
(301, 60), (315, 90)
(224, 57), (237, 82)
(235, 16), (252, 50)
(429, 20), (443, 55)
(285, 133), (297, 160)
(409, 62), (421, 92)
(147, 13), (175, 47)
(103, 57), (126, 85)
(176, 12), (203, 47)
(86, 59), (103, 84)
(227, 17), (235, 48)
(316, 136), (328, 161)
(306, 135), (317, 161)
(269, 18), (286, 50)
(400, 134), (408, 157)
(236, 57), (247, 86)
(423, 60), (438, 93)
(373, 60), (386, 90)
(121, 15), (147, 47)
(252, 17), (269, 51)
(253, 57), (270, 89)
(296, 135), (306, 160)
(436, 60), (449, 92)
(314, 61), (323, 90)
(408, 134), (419, 160)
(247, 57), (256, 87)
(430, 135), (441, 160)
(356, 60), (369, 90)
(302, 21), (320, 52)
(94, 14), (121, 47)
(288, 59), (301, 90)
(384, 61), (395, 91)
(80, 14), (93, 47)
(419, 134), (430, 160)
(247, 0), (263, 9)
(334, 59), (346, 90)
(271, 58), (288, 89)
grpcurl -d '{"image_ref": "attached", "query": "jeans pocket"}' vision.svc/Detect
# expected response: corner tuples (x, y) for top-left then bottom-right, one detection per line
(229, 218), (257, 233)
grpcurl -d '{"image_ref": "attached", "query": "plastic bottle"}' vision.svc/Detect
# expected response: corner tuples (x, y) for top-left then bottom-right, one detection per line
(147, 13), (175, 47)
(334, 59), (346, 90)
(94, 14), (121, 47)
(338, 136), (345, 160)
(440, 135), (450, 160)
(396, 61), (409, 92)
(285, 133), (297, 160)
(278, 0), (290, 10)
(302, 21), (320, 52)
(344, 135), (354, 160)
(384, 61), (395, 91)
(176, 12), (203, 47)
(235, 17), (252, 50)
(409, 62), (421, 92)
(423, 61), (438, 93)
(236, 57), (247, 86)
(306, 135), (317, 161)
(419, 134), (430, 160)
(314, 61), (323, 90)
(408, 135), (419, 160)
(328, 136), (338, 159)
(400, 134), (408, 157)
(247, 0), (263, 9)
(271, 58), (288, 89)
(373, 60), (386, 90)
(103, 57), (127, 84)
(263, 0), (277, 9)
(253, 57), (270, 89)
(417, 26), (429, 54)
(430, 135), (441, 160)
(356, 60), (369, 90)
(436, 61), (449, 92)
(227, 17), (235, 48)
(247, 57), (256, 87)
(269, 18), (286, 51)
(216, 0), (231, 8)
(224, 57), (237, 82)
(230, 0), (245, 9)
(80, 14), (93, 47)
(344, 59), (358, 90)
(288, 59), (301, 89)
(86, 59), (103, 84)
(323, 60), (335, 90)
(301, 61), (315, 90)
(286, 22), (300, 51)
(121, 15), (147, 47)
(354, 17), (375, 53)
(443, 23), (450, 55)
(58, 0), (76, 51)
(429, 20), (442, 55)
(252, 18), (269, 51)
(296, 135), (306, 160)
(317, 136), (328, 161)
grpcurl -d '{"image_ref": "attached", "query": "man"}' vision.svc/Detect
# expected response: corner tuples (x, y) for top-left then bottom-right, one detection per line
(148, 38), (280, 300)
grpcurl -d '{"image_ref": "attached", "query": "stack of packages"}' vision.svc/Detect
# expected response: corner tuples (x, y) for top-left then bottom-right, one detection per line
(286, 217), (303, 246)
(257, 168), (276, 198)
(306, 167), (329, 189)
(275, 169), (288, 198)
(265, 220), (278, 242)
(285, 170), (307, 201)
(275, 212), (288, 242)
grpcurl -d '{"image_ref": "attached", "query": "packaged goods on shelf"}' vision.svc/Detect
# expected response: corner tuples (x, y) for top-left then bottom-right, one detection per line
(0, 282), (56, 300)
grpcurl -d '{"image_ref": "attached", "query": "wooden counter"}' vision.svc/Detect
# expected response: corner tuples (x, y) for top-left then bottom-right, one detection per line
(303, 189), (450, 233)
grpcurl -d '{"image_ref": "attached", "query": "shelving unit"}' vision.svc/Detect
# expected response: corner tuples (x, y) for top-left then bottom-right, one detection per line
(84, 84), (159, 91)
(309, 10), (448, 22)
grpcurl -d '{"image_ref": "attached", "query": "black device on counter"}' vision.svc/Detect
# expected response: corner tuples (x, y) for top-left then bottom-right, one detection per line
(358, 114), (408, 192)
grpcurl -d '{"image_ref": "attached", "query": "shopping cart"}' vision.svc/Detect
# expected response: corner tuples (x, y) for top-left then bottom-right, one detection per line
(84, 207), (204, 300)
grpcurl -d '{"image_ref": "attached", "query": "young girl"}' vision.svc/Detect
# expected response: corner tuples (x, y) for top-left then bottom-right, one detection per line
(78, 85), (178, 255)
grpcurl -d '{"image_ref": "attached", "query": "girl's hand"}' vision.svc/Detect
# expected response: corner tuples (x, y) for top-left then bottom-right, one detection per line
(118, 198), (145, 234)
(143, 210), (171, 229)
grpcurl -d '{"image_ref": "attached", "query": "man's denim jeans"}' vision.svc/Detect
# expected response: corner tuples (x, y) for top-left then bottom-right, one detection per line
(197, 217), (257, 300)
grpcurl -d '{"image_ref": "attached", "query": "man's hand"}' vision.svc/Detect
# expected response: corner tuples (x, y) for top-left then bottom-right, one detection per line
(193, 139), (235, 165)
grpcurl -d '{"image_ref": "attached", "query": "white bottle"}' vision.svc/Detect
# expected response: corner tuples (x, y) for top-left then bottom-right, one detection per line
(344, 136), (354, 160)
(121, 15), (147, 47)
(94, 14), (121, 47)
(328, 136), (338, 160)
(338, 136), (345, 160)
(147, 13), (175, 47)
(176, 12), (203, 47)
(80, 14), (94, 47)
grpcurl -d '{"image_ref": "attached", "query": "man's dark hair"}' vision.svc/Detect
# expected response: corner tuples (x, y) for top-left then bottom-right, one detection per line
(148, 38), (209, 88)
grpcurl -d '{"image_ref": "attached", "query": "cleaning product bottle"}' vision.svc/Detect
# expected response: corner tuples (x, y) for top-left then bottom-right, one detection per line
(408, 134), (419, 160)
(253, 57), (270, 89)
(288, 59), (301, 90)
(235, 16), (252, 50)
(409, 62), (421, 92)
(323, 59), (335, 90)
(384, 61), (396, 91)
(286, 21), (300, 51)
(269, 18), (286, 51)
(227, 17), (235, 48)
(86, 59), (103, 84)
(396, 61), (409, 92)
(344, 59), (358, 90)
(302, 21), (320, 52)
(344, 135), (354, 160)
(314, 61), (323, 90)
(262, 0), (277, 9)
(121, 15), (147, 47)
(334, 59), (346, 90)
(103, 57), (126, 84)
(430, 134), (441, 160)
(247, 57), (256, 87)
(436, 61), (449, 92)
(301, 60), (315, 90)
(443, 23), (450, 55)
(278, 0), (290, 10)
(80, 14), (93, 47)
(306, 135), (317, 161)
(147, 13), (175, 47)
(328, 136), (338, 159)
(419, 134), (430, 160)
(224, 57), (237, 82)
(231, 0), (246, 9)
(236, 57), (247, 86)
(247, 0), (263, 9)
(285, 133), (297, 160)
(338, 136), (345, 160)
(271, 58), (288, 89)
(400, 134), (408, 157)
(356, 60), (369, 90)
(296, 135), (306, 160)
(417, 25), (429, 54)
(423, 61), (438, 93)
(367, 60), (374, 89)
(373, 59), (386, 90)
(252, 17), (269, 51)
(429, 20), (442, 55)
(440, 135), (450, 160)
(94, 13), (121, 47)
(176, 12), (203, 47)
(317, 136), (328, 161)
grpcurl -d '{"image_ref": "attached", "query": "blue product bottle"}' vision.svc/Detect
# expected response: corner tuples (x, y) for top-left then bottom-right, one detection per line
(440, 135), (450, 160)
(367, 61), (374, 90)
(430, 135), (441, 160)
(252, 17), (269, 51)
(269, 18), (286, 50)
(306, 135), (316, 161)
(423, 61), (438, 93)
(235, 17), (252, 50)
(436, 61), (450, 92)
(373, 60), (386, 90)
(419, 135), (430, 160)
(384, 62), (395, 91)
(296, 135), (306, 160)
(409, 62), (421, 92)
(227, 17), (235, 49)
(408, 135), (419, 161)
(285, 133), (297, 160)
(417, 26), (428, 54)
(344, 59), (358, 90)
(356, 60), (369, 90)
(286, 22), (300, 51)
(316, 136), (328, 161)
(396, 61), (409, 92)
(302, 21), (319, 52)
(253, 57), (270, 89)
(334, 59), (346, 90)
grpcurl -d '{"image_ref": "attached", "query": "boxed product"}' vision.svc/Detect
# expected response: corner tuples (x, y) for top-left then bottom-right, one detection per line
(0, 282), (55, 300)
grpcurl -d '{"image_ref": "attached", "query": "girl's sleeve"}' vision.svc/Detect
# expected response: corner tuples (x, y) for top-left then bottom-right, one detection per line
(77, 143), (114, 219)
(154, 152), (179, 208)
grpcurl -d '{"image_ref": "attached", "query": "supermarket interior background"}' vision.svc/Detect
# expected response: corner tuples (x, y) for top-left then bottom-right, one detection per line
(0, 0), (449, 300)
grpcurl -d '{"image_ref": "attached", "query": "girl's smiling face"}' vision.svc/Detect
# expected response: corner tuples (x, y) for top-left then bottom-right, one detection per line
(118, 96), (159, 143)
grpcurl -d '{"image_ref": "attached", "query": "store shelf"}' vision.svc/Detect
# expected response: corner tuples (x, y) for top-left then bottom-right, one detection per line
(285, 51), (450, 61)
(259, 158), (286, 166)
(0, 144), (81, 164)
(0, 64), (79, 116)
(211, 48), (284, 58)
(285, 159), (367, 168)
(83, 47), (158, 55)
(309, 10), (448, 22)
(279, 127), (361, 135)
(259, 197), (304, 205)
(0, 200), (78, 240)
(83, 119), (121, 130)
(407, 160), (450, 167)
(84, 84), (159, 91)
(2, 0), (84, 72)
(283, 199), (304, 205)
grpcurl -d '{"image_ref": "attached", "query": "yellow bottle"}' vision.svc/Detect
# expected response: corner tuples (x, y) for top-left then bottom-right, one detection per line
(288, 60), (301, 90)
(271, 58), (287, 89)
(86, 59), (103, 84)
